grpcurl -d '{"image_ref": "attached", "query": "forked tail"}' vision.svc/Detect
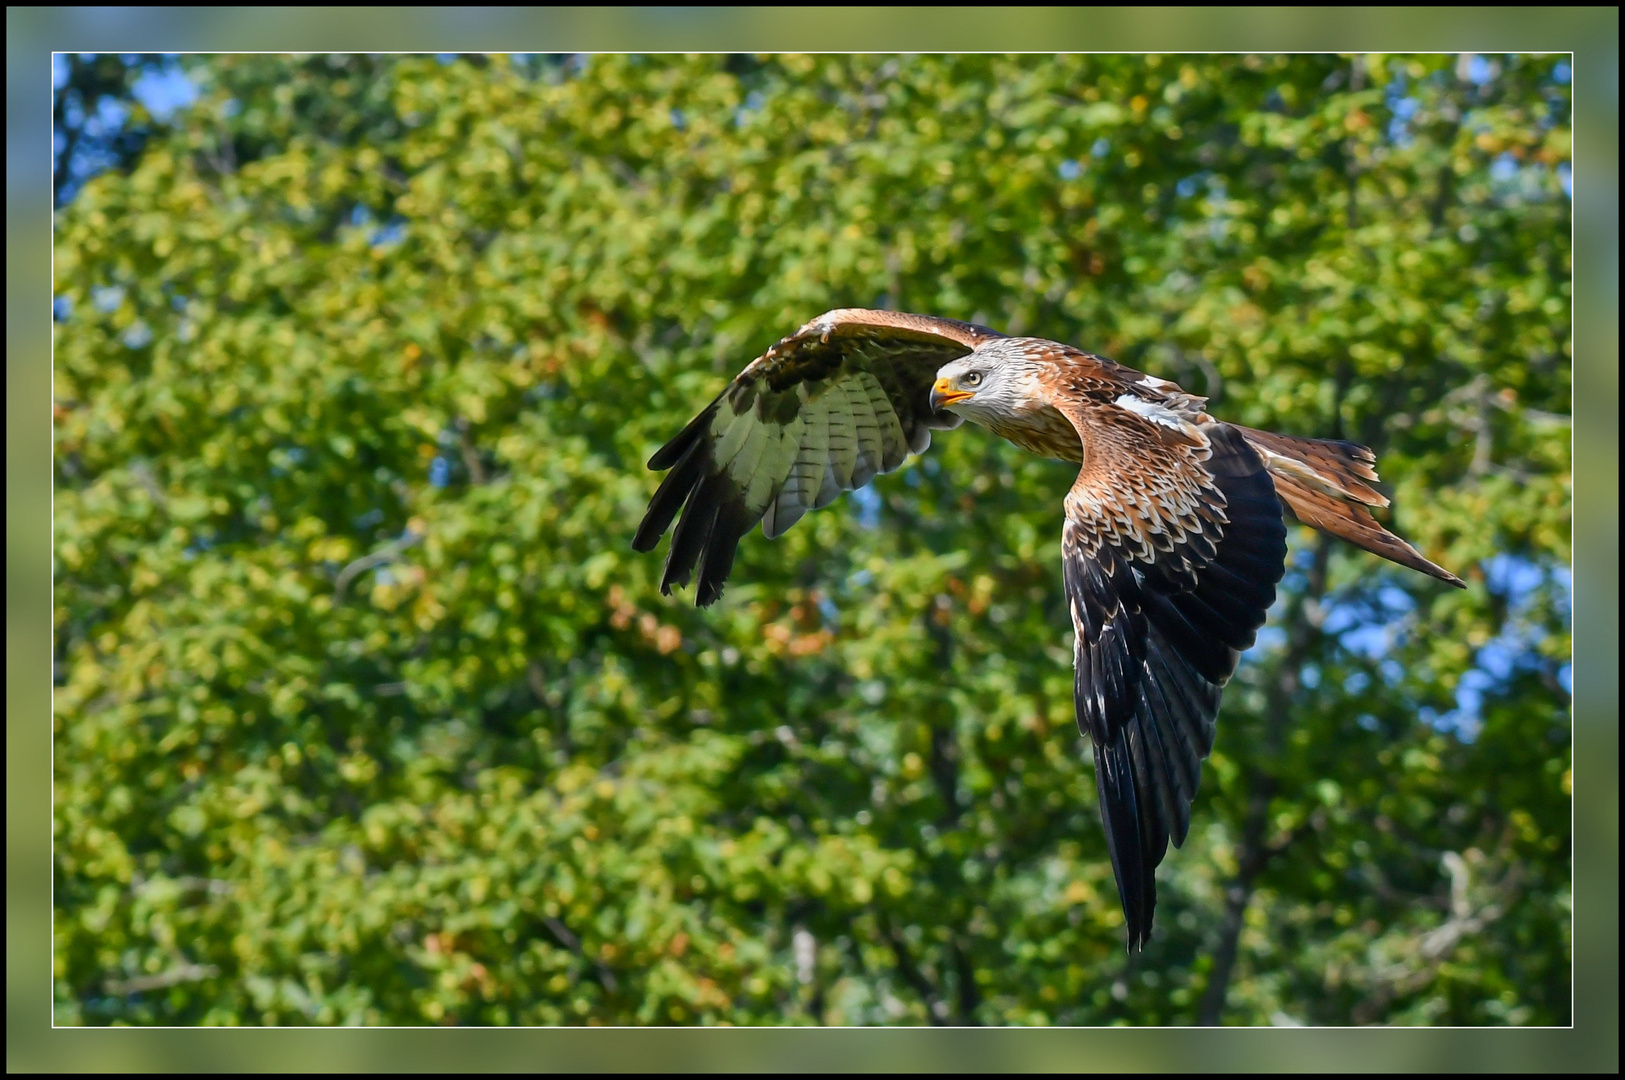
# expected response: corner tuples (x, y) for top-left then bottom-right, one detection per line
(1232, 425), (1466, 588)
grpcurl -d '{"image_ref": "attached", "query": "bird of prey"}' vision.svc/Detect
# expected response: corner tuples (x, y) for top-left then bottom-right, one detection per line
(633, 309), (1464, 950)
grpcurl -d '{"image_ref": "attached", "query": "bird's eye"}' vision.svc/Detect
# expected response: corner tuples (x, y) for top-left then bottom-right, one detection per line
(964, 372), (983, 387)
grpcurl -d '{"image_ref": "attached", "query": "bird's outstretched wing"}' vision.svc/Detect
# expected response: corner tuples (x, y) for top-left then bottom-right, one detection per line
(1056, 399), (1287, 950)
(633, 309), (1002, 605)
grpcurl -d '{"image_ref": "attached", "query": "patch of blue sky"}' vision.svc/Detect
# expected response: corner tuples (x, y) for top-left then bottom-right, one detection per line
(132, 62), (197, 120)
(1241, 624), (1286, 664)
(1386, 94), (1419, 148)
(850, 485), (882, 530)
(1557, 162), (1572, 199)
(1090, 138), (1110, 159)
(1434, 554), (1570, 738)
(1322, 583), (1415, 660)
(1483, 551), (1550, 601)
(1466, 55), (1496, 86)
(371, 220), (408, 248)
(1444, 669), (1494, 740)
(1552, 62), (1571, 85)
(345, 205), (405, 248)
(60, 91), (128, 141)
(92, 284), (125, 313)
(1336, 622), (1390, 661)
(53, 53), (70, 90)
(1058, 159), (1081, 181)
(96, 94), (128, 132)
(1272, 557), (1310, 600)
(733, 90), (767, 128)
(55, 90), (136, 202)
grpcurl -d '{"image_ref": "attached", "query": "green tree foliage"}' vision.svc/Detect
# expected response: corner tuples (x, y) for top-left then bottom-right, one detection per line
(53, 53), (1571, 1026)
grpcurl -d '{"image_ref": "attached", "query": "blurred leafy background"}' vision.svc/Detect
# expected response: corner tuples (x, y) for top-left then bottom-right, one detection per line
(13, 5), (1613, 1069)
(47, 48), (1573, 1029)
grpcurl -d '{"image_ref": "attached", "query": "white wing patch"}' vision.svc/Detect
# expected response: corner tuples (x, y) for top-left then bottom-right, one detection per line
(1113, 393), (1186, 430)
(1112, 394), (1209, 448)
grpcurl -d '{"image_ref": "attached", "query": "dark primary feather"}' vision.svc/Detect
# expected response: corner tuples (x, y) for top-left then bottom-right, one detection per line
(633, 310), (1000, 605)
(1061, 418), (1287, 950)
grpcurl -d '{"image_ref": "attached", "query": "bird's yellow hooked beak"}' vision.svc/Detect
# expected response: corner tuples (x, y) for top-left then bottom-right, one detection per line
(931, 378), (975, 410)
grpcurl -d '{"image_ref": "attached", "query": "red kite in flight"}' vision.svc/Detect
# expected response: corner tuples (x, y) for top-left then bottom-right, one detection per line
(634, 309), (1464, 951)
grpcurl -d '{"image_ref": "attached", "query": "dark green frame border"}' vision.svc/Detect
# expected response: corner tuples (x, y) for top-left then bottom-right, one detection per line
(11, 7), (1614, 1071)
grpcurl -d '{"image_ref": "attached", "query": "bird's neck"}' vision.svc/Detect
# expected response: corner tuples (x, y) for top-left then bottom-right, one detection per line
(980, 403), (1085, 464)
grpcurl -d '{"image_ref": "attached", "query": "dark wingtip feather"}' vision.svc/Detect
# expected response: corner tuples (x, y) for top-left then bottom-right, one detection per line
(661, 475), (724, 599)
(633, 444), (708, 553)
(648, 402), (718, 471)
(1094, 738), (1156, 952)
(695, 495), (753, 607)
(1435, 563), (1469, 589)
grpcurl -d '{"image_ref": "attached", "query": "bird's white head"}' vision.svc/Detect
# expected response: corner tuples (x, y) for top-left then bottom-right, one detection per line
(930, 342), (1047, 422)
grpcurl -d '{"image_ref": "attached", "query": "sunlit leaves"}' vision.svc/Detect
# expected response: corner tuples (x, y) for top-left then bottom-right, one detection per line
(54, 54), (1568, 1026)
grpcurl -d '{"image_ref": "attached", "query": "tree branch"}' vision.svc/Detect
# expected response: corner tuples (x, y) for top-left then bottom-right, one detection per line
(879, 911), (948, 1025)
(334, 529), (423, 601)
(105, 962), (218, 996)
(457, 419), (488, 485)
(542, 914), (618, 993)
